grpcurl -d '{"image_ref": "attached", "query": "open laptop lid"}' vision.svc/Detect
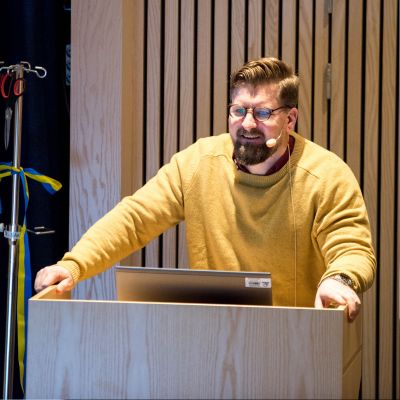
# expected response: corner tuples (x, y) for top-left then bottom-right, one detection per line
(115, 267), (272, 306)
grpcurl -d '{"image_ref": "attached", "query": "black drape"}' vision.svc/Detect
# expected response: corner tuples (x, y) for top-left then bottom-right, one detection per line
(0, 0), (70, 397)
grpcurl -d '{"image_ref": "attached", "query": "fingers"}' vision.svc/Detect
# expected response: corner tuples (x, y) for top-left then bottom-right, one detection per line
(34, 265), (74, 293)
(345, 294), (361, 322)
(328, 288), (361, 322)
(315, 278), (361, 322)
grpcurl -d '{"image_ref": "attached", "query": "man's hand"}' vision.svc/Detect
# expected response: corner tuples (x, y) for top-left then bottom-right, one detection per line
(34, 265), (75, 294)
(314, 277), (361, 322)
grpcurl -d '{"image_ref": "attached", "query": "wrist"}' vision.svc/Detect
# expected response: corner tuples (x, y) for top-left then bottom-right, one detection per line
(329, 273), (356, 291)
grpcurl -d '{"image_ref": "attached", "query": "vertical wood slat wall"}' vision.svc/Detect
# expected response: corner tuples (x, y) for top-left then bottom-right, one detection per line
(71, 0), (399, 398)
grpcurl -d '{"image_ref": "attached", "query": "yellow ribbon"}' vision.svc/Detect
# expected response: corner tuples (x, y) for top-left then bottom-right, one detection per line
(0, 163), (62, 390)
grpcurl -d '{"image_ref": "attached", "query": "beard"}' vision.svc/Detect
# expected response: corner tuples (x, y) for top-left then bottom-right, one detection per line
(233, 128), (279, 166)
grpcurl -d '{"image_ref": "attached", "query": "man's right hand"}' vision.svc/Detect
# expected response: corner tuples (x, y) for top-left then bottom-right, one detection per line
(34, 265), (75, 294)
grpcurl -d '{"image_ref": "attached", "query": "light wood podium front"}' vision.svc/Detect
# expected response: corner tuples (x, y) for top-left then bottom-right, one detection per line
(26, 286), (361, 399)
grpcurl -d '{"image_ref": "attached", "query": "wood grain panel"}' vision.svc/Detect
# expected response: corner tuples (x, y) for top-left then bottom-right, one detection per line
(230, 0), (245, 71)
(346, 0), (363, 182)
(398, 80), (400, 400)
(342, 352), (362, 400)
(145, 0), (162, 267)
(363, 0), (380, 244)
(196, 0), (212, 139)
(378, 1), (397, 397)
(30, 285), (71, 300)
(247, 0), (263, 61)
(27, 295), (359, 399)
(398, 317), (400, 399)
(330, 0), (345, 159)
(297, 0), (313, 140)
(281, 0), (297, 70)
(121, 0), (144, 267)
(342, 309), (362, 399)
(179, 0), (195, 151)
(70, 0), (123, 300)
(163, 0), (179, 167)
(178, 0), (195, 269)
(362, 0), (381, 397)
(264, 0), (280, 57)
(313, 0), (328, 147)
(162, 0), (179, 268)
(213, 0), (229, 134)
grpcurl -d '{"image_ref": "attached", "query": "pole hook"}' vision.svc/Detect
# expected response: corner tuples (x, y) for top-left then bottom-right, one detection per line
(32, 66), (47, 79)
(20, 61), (32, 70)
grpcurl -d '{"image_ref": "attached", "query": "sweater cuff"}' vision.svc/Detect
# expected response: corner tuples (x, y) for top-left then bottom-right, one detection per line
(318, 272), (358, 291)
(55, 260), (81, 284)
(318, 253), (375, 293)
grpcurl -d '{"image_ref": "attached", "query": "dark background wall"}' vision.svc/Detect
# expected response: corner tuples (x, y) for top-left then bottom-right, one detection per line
(0, 0), (70, 396)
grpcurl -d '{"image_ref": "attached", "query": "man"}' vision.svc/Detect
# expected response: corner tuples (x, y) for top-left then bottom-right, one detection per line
(35, 57), (375, 321)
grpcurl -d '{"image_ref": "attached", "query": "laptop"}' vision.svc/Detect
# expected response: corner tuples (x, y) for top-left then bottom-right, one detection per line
(115, 266), (272, 306)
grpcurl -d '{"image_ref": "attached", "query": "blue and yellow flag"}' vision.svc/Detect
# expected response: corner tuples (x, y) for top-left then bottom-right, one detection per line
(0, 163), (62, 390)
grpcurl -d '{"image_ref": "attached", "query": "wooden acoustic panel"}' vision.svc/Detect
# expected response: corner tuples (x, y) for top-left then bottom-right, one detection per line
(69, 1), (399, 398)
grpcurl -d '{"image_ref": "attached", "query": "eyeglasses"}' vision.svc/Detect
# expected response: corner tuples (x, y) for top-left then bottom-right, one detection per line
(228, 104), (291, 122)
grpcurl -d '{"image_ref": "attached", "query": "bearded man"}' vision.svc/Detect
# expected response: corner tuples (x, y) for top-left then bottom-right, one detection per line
(35, 57), (376, 321)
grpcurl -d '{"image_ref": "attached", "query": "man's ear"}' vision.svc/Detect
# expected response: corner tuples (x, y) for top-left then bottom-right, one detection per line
(287, 107), (298, 131)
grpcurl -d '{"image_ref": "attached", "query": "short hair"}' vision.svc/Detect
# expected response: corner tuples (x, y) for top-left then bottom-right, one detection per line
(230, 57), (299, 107)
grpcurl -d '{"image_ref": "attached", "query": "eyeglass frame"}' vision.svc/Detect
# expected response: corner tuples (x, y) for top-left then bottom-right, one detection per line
(227, 103), (294, 122)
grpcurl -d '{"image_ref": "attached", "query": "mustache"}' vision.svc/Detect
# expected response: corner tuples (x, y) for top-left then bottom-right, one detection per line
(236, 127), (264, 137)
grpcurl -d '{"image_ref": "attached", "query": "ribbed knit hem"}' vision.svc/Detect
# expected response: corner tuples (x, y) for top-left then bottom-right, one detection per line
(56, 260), (81, 284)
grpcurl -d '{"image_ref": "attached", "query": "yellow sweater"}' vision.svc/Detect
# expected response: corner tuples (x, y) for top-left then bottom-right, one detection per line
(58, 132), (376, 306)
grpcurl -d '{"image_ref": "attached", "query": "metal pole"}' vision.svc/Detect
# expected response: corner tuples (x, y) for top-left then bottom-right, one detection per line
(3, 66), (24, 400)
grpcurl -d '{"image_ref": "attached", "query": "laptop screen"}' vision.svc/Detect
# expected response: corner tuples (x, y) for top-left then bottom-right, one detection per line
(115, 267), (272, 306)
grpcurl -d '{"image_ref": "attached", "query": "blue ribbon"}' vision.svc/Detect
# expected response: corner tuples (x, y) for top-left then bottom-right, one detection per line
(0, 162), (62, 390)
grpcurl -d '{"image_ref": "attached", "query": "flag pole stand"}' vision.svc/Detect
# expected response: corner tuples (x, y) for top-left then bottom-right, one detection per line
(3, 63), (25, 400)
(0, 62), (47, 400)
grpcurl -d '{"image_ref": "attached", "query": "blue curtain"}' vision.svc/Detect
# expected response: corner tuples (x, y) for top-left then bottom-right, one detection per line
(0, 0), (70, 397)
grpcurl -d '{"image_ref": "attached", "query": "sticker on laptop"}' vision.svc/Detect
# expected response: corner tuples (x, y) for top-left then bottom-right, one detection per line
(245, 277), (271, 288)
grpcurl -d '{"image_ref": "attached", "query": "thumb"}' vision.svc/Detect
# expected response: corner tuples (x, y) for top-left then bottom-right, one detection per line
(314, 294), (324, 309)
(56, 277), (74, 294)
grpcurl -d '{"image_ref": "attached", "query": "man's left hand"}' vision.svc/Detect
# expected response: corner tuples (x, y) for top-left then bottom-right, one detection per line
(314, 277), (361, 322)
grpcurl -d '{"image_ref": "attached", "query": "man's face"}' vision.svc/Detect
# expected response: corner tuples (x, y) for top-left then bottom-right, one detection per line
(228, 83), (296, 166)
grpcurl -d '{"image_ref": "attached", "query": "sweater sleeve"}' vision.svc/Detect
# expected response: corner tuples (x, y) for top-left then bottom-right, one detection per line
(57, 154), (187, 283)
(313, 163), (376, 293)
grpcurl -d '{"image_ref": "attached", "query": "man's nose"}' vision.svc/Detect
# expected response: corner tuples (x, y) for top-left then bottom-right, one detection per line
(241, 111), (257, 130)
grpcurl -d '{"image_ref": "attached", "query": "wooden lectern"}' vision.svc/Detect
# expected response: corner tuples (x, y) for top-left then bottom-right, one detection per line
(26, 286), (361, 399)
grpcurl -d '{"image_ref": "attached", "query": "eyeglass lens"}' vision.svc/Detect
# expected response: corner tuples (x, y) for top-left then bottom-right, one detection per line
(230, 105), (272, 121)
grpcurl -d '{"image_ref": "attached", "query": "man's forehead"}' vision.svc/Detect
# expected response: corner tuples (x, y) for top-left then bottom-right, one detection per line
(231, 83), (280, 102)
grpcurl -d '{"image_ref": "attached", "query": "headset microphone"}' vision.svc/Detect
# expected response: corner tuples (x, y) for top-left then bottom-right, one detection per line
(266, 129), (283, 148)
